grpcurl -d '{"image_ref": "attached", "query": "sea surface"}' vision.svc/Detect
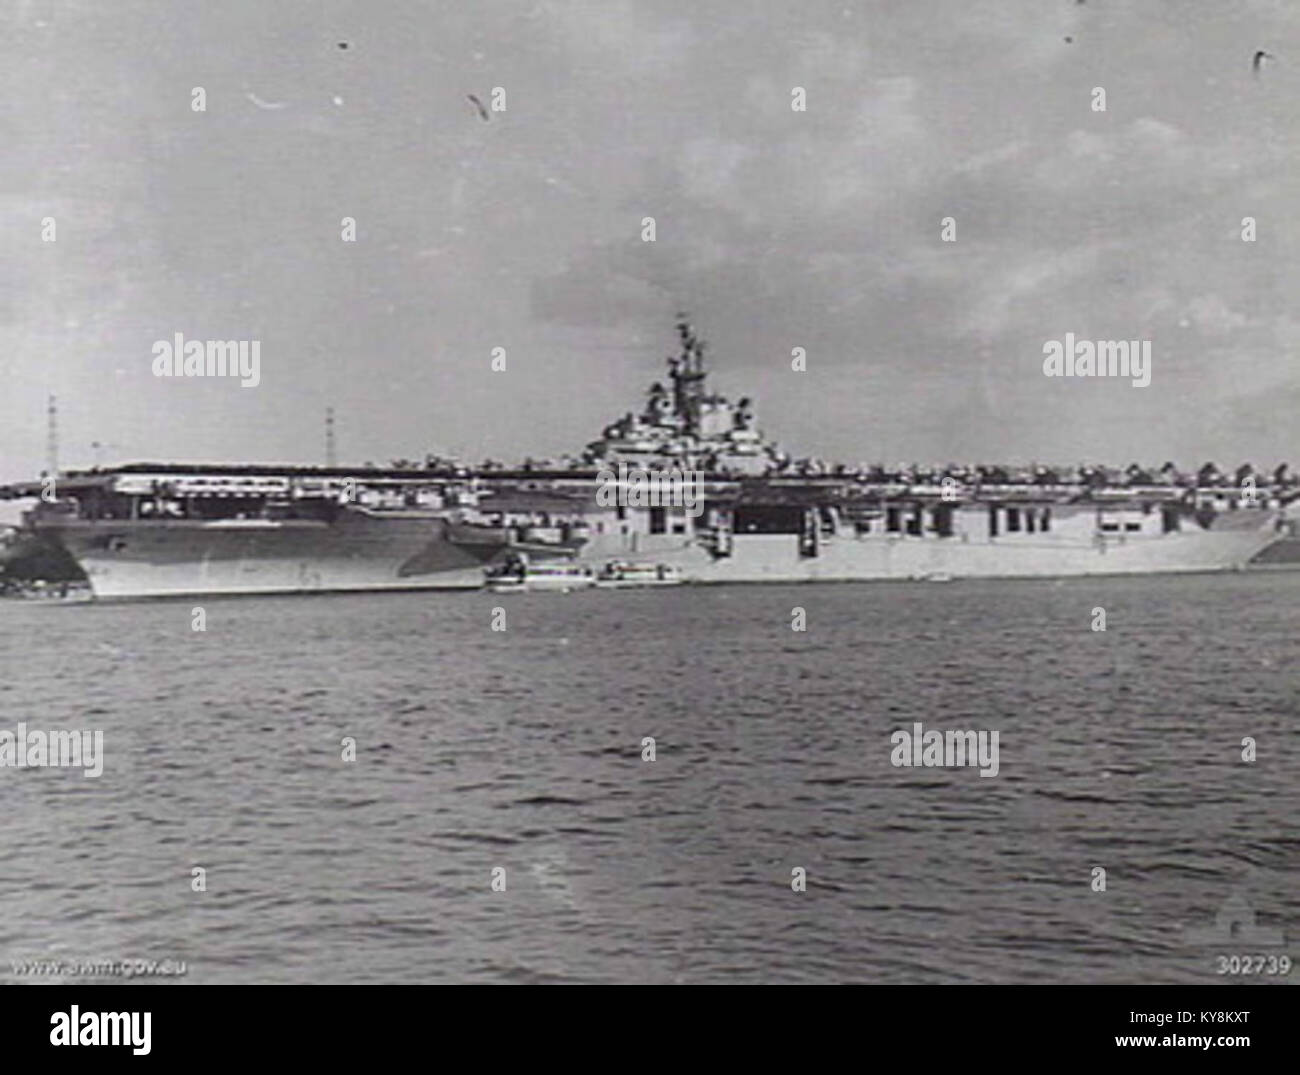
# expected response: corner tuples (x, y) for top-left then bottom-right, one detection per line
(1, 573), (1297, 984)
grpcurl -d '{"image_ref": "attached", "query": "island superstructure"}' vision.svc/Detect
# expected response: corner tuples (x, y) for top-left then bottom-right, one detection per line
(1, 318), (1291, 598)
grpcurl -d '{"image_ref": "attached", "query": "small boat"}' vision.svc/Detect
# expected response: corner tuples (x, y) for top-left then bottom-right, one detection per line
(594, 560), (683, 588)
(485, 555), (595, 593)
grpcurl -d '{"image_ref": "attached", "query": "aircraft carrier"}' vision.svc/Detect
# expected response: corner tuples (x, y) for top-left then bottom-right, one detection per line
(1, 320), (1292, 598)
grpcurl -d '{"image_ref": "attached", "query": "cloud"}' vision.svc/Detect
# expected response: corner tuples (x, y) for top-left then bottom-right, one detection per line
(536, 0), (693, 76)
(956, 140), (1029, 175)
(531, 246), (669, 327)
(961, 244), (1109, 340)
(1184, 294), (1248, 334)
(678, 138), (755, 203)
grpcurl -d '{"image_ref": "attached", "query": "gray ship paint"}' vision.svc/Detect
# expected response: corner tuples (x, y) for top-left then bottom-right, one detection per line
(595, 463), (704, 517)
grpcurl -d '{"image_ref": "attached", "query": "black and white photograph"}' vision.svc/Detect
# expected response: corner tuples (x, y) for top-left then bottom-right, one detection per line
(0, 0), (1295, 1051)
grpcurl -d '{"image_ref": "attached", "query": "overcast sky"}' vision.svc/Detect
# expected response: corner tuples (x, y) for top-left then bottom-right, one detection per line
(4, 0), (1300, 499)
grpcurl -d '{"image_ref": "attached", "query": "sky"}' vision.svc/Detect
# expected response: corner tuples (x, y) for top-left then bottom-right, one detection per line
(3, 0), (1300, 512)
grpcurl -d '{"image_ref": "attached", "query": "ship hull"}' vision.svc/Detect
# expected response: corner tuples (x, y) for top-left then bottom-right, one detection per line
(654, 527), (1277, 582)
(33, 503), (1283, 598)
(37, 511), (510, 599)
(579, 504), (1284, 584)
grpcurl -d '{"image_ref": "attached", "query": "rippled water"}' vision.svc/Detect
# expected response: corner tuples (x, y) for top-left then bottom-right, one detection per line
(2, 573), (1297, 983)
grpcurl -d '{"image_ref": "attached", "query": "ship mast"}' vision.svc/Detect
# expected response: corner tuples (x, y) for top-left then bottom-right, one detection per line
(45, 393), (58, 476)
(672, 314), (709, 434)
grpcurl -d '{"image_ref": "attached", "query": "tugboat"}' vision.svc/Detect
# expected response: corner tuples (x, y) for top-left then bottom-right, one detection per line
(484, 553), (595, 593)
